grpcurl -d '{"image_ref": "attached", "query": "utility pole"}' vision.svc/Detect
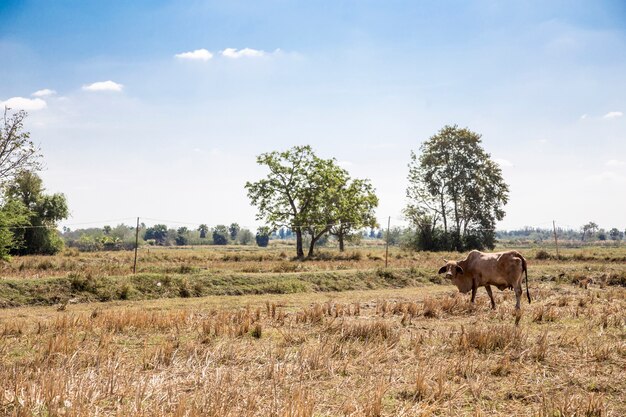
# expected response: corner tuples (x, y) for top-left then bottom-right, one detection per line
(133, 217), (140, 274)
(553, 220), (559, 259)
(385, 216), (390, 268)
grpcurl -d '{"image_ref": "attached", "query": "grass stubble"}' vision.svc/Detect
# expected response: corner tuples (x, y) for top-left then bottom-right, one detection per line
(0, 281), (624, 416)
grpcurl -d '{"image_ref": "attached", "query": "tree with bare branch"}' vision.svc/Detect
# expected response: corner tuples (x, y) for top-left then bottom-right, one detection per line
(0, 109), (42, 184)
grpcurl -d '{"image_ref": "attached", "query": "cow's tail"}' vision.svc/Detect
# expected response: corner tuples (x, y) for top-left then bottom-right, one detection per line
(522, 255), (531, 304)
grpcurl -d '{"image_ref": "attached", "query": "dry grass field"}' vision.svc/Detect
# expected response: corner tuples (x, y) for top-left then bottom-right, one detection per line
(0, 245), (625, 416)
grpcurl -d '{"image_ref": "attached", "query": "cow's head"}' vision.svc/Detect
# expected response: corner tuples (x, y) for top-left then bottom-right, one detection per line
(438, 259), (464, 279)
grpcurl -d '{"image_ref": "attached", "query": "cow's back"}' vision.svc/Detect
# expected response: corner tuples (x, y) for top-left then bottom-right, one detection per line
(464, 250), (523, 288)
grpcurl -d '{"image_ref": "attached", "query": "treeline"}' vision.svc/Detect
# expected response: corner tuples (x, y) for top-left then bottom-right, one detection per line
(64, 223), (263, 251)
(498, 224), (625, 243)
(63, 223), (388, 252)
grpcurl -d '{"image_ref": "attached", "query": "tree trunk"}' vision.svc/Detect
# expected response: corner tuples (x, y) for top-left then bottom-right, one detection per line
(440, 188), (447, 234)
(338, 233), (345, 252)
(308, 237), (317, 257)
(295, 228), (304, 258)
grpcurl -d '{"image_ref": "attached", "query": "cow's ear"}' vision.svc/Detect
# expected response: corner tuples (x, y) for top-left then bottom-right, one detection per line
(456, 266), (464, 275)
(438, 266), (447, 274)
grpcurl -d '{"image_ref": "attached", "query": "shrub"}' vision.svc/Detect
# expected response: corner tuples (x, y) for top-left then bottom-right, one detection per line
(535, 250), (551, 260)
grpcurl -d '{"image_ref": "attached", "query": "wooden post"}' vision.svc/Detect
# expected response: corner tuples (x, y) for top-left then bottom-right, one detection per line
(553, 220), (559, 259)
(133, 217), (139, 274)
(385, 216), (390, 268)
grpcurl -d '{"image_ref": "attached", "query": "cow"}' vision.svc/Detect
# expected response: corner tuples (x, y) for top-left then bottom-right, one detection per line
(438, 250), (531, 310)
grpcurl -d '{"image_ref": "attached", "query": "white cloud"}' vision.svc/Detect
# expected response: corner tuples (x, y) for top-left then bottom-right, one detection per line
(580, 114), (588, 120)
(221, 48), (265, 58)
(603, 111), (623, 119)
(32, 89), (56, 97)
(82, 80), (124, 92)
(606, 159), (625, 167)
(175, 48), (213, 61)
(0, 96), (47, 111)
(338, 160), (354, 168)
(494, 158), (513, 167)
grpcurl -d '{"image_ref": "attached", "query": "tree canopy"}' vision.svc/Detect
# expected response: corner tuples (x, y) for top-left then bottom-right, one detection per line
(5, 171), (69, 255)
(328, 178), (378, 251)
(246, 145), (378, 257)
(405, 125), (509, 251)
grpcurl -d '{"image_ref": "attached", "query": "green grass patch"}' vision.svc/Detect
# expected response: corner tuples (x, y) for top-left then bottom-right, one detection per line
(0, 268), (432, 308)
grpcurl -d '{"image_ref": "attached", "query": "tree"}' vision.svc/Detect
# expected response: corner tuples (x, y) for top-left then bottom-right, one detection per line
(176, 227), (189, 245)
(0, 109), (42, 184)
(581, 222), (598, 241)
(229, 223), (240, 241)
(328, 178), (379, 251)
(405, 125), (509, 251)
(198, 224), (209, 239)
(144, 224), (168, 245)
(237, 228), (254, 245)
(255, 227), (270, 247)
(5, 171), (69, 255)
(103, 225), (112, 235)
(245, 145), (351, 257)
(609, 228), (623, 241)
(212, 225), (229, 245)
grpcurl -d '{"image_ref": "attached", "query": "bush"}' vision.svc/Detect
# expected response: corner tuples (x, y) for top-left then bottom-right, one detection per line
(535, 250), (551, 260)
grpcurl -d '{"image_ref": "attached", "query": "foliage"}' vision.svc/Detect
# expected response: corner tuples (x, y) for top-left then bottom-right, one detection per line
(581, 222), (598, 241)
(0, 109), (42, 183)
(237, 228), (254, 245)
(176, 227), (189, 246)
(0, 200), (30, 260)
(329, 178), (379, 251)
(64, 224), (141, 251)
(405, 125), (509, 251)
(5, 171), (69, 255)
(144, 224), (168, 245)
(246, 145), (372, 257)
(213, 225), (229, 245)
(255, 227), (270, 247)
(609, 228), (623, 241)
(229, 223), (240, 240)
(198, 224), (209, 239)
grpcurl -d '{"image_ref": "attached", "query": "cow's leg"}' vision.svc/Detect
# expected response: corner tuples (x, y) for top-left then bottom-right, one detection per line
(485, 285), (496, 310)
(514, 285), (522, 310)
(471, 280), (477, 304)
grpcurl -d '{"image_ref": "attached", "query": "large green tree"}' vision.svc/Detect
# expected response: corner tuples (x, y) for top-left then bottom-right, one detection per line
(328, 178), (379, 251)
(405, 125), (509, 251)
(6, 171), (69, 255)
(245, 146), (352, 257)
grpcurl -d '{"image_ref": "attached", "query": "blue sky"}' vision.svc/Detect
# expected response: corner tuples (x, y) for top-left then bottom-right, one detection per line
(1, 0), (625, 231)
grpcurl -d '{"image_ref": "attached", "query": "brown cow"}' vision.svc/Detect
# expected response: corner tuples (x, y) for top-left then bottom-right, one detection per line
(438, 250), (531, 310)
